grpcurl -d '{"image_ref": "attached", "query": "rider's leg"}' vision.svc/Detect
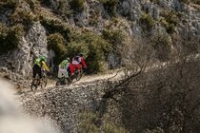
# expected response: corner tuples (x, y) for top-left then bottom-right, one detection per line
(33, 65), (37, 79)
(38, 67), (42, 83)
(34, 65), (42, 84)
(77, 64), (82, 73)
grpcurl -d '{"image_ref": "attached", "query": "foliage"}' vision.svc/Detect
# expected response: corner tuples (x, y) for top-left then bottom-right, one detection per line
(98, 0), (119, 16)
(160, 10), (178, 34)
(160, 10), (178, 25)
(150, 0), (160, 4)
(140, 13), (156, 31)
(160, 19), (175, 34)
(47, 33), (67, 65)
(142, 127), (164, 133)
(67, 31), (111, 73)
(25, 0), (40, 13)
(150, 33), (172, 61)
(10, 10), (38, 25)
(160, 10), (180, 34)
(40, 17), (71, 42)
(0, 23), (24, 54)
(69, 0), (85, 12)
(79, 113), (129, 133)
(102, 29), (125, 45)
(0, 0), (17, 8)
(180, 0), (190, 4)
(196, 0), (200, 4)
(6, 0), (40, 25)
(179, 0), (200, 4)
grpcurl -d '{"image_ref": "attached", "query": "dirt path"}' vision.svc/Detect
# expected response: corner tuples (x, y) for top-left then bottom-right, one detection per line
(17, 69), (124, 97)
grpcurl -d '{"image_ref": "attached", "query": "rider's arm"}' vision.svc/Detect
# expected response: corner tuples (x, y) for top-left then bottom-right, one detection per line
(80, 57), (87, 68)
(42, 61), (50, 72)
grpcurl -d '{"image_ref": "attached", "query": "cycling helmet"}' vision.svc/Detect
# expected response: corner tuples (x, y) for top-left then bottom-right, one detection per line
(40, 55), (46, 61)
(79, 52), (83, 57)
(66, 57), (70, 61)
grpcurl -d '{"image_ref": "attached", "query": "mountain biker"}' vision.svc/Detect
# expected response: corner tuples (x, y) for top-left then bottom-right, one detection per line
(72, 53), (87, 73)
(58, 57), (75, 79)
(32, 55), (50, 80)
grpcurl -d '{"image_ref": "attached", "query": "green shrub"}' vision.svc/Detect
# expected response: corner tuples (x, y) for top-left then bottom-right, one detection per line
(10, 9), (38, 25)
(57, 0), (72, 17)
(67, 31), (111, 73)
(166, 23), (175, 34)
(40, 17), (71, 41)
(140, 13), (156, 31)
(0, 23), (24, 54)
(160, 10), (178, 25)
(47, 33), (67, 65)
(160, 10), (178, 34)
(161, 19), (175, 34)
(102, 29), (125, 45)
(98, 0), (119, 16)
(69, 0), (85, 12)
(25, 0), (40, 13)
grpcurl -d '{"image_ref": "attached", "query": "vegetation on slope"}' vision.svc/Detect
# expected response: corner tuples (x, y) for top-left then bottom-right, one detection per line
(1, 0), (200, 133)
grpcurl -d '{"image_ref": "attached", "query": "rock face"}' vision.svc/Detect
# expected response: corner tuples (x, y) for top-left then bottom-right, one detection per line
(15, 22), (48, 76)
(0, 22), (50, 77)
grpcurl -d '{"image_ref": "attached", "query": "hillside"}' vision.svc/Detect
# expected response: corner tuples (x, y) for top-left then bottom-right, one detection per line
(1, 0), (200, 133)
(1, 0), (200, 78)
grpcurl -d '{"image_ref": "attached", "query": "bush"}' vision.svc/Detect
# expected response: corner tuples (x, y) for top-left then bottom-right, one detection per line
(47, 33), (67, 65)
(102, 29), (125, 45)
(180, 0), (190, 4)
(196, 0), (200, 4)
(98, 0), (119, 16)
(69, 0), (85, 12)
(160, 10), (178, 34)
(161, 19), (175, 34)
(10, 9), (38, 25)
(0, 23), (24, 54)
(40, 17), (71, 42)
(25, 0), (40, 13)
(0, 0), (17, 8)
(185, 0), (200, 5)
(160, 10), (178, 26)
(150, 0), (160, 4)
(151, 33), (172, 61)
(140, 13), (156, 31)
(67, 31), (111, 73)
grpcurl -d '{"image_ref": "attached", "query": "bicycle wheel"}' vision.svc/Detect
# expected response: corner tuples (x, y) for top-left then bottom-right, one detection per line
(76, 69), (83, 81)
(56, 79), (61, 86)
(40, 77), (47, 89)
(30, 79), (38, 91)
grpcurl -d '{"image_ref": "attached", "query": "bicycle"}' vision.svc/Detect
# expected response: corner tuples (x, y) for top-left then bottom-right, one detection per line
(31, 70), (47, 91)
(55, 67), (83, 86)
(72, 67), (83, 81)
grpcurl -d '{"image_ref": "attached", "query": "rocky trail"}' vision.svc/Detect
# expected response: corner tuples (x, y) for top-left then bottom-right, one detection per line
(17, 69), (124, 97)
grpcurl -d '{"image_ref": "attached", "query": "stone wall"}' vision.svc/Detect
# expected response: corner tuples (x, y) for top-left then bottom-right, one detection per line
(21, 79), (119, 133)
